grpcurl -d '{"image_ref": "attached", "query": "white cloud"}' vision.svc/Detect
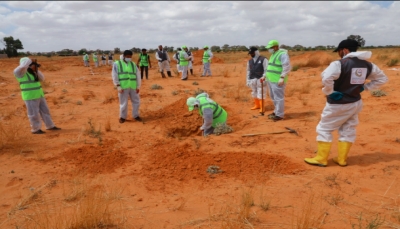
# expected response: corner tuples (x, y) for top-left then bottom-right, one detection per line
(0, 1), (398, 52)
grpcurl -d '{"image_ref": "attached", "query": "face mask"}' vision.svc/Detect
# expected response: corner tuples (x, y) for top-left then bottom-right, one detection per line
(268, 49), (275, 54)
(124, 58), (131, 62)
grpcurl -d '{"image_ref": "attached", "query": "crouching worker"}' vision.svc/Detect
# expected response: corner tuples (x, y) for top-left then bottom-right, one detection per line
(186, 93), (228, 136)
(304, 39), (388, 167)
(14, 57), (61, 134)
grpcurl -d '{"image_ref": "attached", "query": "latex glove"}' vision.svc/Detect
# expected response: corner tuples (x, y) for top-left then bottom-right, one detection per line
(200, 126), (204, 131)
(246, 81), (251, 87)
(360, 85), (365, 93)
(328, 91), (343, 101)
(136, 89), (140, 94)
(278, 78), (285, 86)
(117, 86), (123, 93)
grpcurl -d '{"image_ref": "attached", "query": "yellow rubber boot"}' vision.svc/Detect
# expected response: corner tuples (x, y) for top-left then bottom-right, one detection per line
(251, 98), (260, 110)
(304, 141), (331, 167)
(333, 141), (352, 166)
(259, 99), (265, 113)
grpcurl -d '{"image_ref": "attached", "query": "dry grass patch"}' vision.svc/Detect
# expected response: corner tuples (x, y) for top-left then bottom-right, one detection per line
(0, 120), (30, 152)
(223, 82), (250, 102)
(292, 192), (327, 229)
(103, 90), (116, 104)
(104, 116), (111, 132)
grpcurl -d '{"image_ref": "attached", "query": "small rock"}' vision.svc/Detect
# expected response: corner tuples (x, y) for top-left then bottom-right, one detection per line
(10, 170), (14, 173)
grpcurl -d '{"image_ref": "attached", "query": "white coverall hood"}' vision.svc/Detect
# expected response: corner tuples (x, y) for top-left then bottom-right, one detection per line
(19, 57), (32, 67)
(343, 51), (372, 60)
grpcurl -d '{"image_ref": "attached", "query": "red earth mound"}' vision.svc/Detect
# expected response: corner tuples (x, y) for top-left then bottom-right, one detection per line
(191, 50), (224, 65)
(145, 142), (307, 186)
(144, 97), (203, 137)
(62, 139), (133, 174)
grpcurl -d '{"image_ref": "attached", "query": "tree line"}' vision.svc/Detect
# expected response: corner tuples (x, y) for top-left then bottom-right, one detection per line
(1, 34), (399, 58)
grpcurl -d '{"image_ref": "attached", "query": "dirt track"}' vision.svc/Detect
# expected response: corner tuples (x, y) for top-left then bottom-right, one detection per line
(1, 49), (400, 228)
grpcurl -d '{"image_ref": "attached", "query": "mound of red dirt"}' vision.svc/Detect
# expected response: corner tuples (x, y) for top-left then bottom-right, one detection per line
(192, 51), (224, 65)
(145, 142), (306, 186)
(62, 139), (133, 174)
(145, 97), (203, 137)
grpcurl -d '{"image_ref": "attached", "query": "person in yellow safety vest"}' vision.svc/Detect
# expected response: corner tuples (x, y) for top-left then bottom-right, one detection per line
(13, 57), (61, 134)
(93, 52), (99, 68)
(186, 94), (228, 136)
(136, 48), (152, 80)
(201, 45), (213, 77)
(304, 39), (388, 167)
(83, 52), (89, 67)
(260, 39), (291, 121)
(155, 45), (172, 78)
(173, 47), (183, 74)
(112, 50), (142, 123)
(180, 46), (193, 81)
(246, 47), (268, 114)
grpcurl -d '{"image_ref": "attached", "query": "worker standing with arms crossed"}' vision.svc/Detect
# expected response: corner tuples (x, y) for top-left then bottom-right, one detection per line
(304, 39), (388, 167)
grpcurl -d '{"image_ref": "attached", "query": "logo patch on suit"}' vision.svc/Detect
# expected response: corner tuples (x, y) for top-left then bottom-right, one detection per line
(350, 68), (367, 84)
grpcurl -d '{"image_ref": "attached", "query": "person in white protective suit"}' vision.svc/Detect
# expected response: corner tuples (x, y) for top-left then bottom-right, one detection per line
(186, 48), (194, 75)
(111, 50), (142, 123)
(304, 39), (388, 167)
(187, 93), (228, 136)
(179, 46), (193, 81)
(83, 52), (89, 67)
(108, 52), (113, 65)
(246, 47), (268, 114)
(173, 47), (183, 73)
(13, 57), (61, 134)
(155, 45), (172, 78)
(201, 45), (213, 77)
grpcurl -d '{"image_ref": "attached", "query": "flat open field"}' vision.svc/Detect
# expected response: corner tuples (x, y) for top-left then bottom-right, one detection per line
(0, 49), (400, 229)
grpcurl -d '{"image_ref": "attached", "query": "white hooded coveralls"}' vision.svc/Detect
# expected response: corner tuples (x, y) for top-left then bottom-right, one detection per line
(246, 50), (268, 99)
(14, 58), (56, 132)
(111, 60), (142, 119)
(317, 51), (388, 143)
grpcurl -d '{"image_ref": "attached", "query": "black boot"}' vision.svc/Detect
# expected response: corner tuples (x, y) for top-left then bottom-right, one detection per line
(161, 72), (166, 78)
(167, 71), (172, 77)
(190, 69), (193, 75)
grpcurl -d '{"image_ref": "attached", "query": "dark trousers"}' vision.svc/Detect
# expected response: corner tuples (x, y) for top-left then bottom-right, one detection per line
(140, 66), (149, 79)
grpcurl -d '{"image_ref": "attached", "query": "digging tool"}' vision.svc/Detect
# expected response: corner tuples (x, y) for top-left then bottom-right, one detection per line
(242, 127), (299, 137)
(260, 79), (264, 116)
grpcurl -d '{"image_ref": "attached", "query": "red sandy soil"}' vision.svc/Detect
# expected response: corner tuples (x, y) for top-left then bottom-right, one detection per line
(0, 49), (400, 228)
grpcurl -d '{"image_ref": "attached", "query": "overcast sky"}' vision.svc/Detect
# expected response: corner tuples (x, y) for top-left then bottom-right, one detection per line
(0, 1), (397, 52)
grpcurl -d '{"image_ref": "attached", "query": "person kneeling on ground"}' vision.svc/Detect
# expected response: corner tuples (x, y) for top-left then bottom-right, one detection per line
(111, 50), (142, 123)
(14, 57), (61, 134)
(186, 93), (228, 136)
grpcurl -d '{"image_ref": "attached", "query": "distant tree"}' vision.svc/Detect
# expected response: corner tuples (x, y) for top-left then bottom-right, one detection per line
(347, 35), (365, 47)
(1, 36), (24, 57)
(293, 44), (304, 51)
(222, 44), (230, 52)
(280, 44), (292, 50)
(259, 45), (267, 51)
(78, 48), (87, 55)
(130, 47), (141, 53)
(114, 47), (121, 54)
(315, 45), (327, 50)
(210, 45), (221, 52)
